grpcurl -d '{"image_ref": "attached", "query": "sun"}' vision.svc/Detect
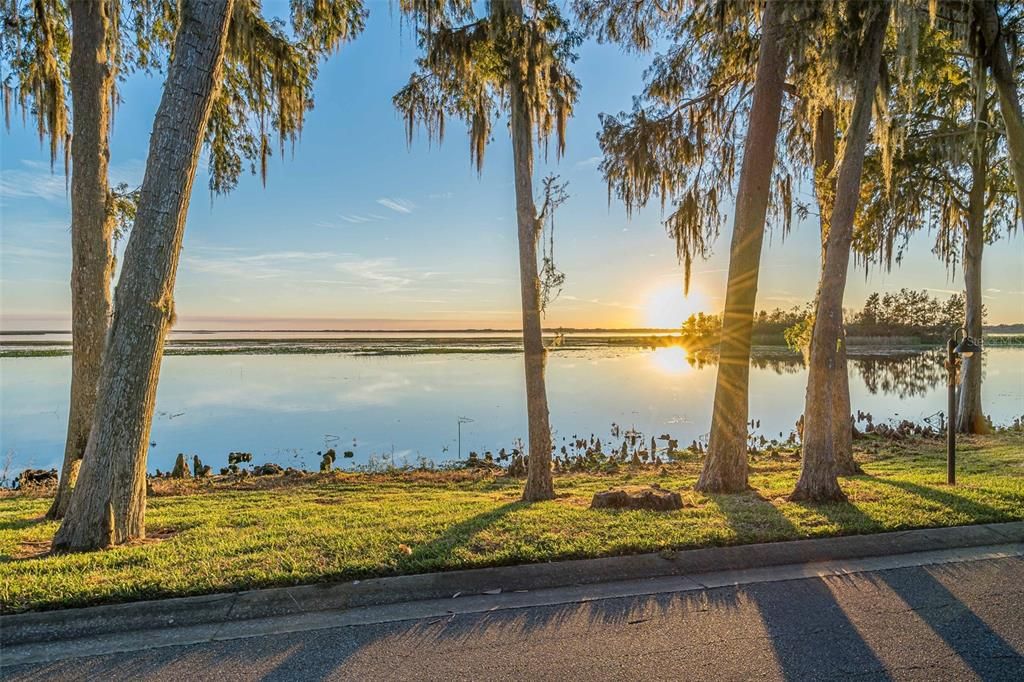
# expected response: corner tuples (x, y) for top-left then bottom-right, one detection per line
(643, 282), (709, 329)
(648, 346), (692, 375)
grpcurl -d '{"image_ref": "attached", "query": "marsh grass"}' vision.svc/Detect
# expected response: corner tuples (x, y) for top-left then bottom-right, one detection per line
(1, 432), (1021, 613)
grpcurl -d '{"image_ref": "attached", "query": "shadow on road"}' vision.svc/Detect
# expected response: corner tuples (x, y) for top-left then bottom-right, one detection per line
(872, 562), (1023, 679)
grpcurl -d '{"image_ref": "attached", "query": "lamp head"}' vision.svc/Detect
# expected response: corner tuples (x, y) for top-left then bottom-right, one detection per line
(953, 336), (982, 358)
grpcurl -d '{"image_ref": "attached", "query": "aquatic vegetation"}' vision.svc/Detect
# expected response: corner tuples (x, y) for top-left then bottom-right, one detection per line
(319, 449), (337, 472)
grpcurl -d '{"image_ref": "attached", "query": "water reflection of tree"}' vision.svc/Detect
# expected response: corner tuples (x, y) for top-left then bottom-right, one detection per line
(688, 349), (803, 375)
(692, 347), (948, 396)
(751, 355), (804, 375)
(853, 349), (946, 399)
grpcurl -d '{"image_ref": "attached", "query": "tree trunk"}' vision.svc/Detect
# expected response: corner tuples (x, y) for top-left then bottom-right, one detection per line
(812, 106), (859, 475)
(697, 0), (786, 493)
(52, 0), (235, 551)
(957, 127), (987, 433)
(791, 1), (889, 503)
(46, 0), (117, 520)
(831, 338), (857, 474)
(507, 7), (554, 503)
(976, 0), (1024, 216)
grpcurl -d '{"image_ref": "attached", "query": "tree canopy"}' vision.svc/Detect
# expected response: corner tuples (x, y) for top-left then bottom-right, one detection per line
(0, 0), (366, 193)
(393, 0), (581, 173)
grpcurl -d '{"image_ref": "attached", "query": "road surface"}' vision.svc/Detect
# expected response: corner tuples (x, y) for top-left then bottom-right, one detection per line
(5, 551), (1023, 680)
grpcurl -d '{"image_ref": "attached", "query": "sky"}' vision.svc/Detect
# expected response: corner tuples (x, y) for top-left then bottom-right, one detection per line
(2, 2), (1023, 331)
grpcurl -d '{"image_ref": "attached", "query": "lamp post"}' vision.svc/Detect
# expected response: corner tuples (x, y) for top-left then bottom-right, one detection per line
(945, 326), (982, 485)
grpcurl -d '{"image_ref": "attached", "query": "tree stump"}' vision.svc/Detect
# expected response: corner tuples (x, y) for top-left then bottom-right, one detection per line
(590, 484), (684, 511)
(252, 463), (284, 476)
(170, 453), (191, 479)
(16, 469), (58, 489)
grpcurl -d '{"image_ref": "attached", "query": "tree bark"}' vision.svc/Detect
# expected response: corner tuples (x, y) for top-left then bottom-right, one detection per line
(791, 1), (890, 503)
(506, 4), (554, 503)
(812, 106), (859, 475)
(975, 0), (1024, 216)
(47, 0), (117, 520)
(697, 0), (786, 493)
(52, 0), (235, 551)
(957, 125), (987, 433)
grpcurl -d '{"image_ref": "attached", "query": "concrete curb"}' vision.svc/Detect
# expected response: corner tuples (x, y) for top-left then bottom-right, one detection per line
(3, 521), (1022, 647)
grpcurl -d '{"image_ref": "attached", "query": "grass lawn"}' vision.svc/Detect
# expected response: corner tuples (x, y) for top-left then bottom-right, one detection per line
(1, 432), (1022, 613)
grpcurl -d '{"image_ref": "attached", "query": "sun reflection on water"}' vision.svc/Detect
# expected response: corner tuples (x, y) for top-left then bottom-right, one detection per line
(649, 346), (692, 375)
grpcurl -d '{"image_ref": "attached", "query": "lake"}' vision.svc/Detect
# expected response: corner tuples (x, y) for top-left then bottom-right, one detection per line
(2, 343), (1022, 476)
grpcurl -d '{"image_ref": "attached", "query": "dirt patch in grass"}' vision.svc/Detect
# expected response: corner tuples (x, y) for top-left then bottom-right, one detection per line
(141, 527), (179, 543)
(11, 527), (179, 560)
(13, 539), (51, 560)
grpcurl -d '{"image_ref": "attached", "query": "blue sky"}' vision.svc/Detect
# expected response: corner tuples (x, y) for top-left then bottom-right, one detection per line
(2, 2), (1023, 330)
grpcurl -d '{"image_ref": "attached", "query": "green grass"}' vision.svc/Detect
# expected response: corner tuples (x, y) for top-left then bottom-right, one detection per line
(1, 432), (1021, 614)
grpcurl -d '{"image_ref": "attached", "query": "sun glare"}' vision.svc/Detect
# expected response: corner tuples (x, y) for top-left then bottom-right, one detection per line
(649, 346), (692, 375)
(643, 283), (709, 329)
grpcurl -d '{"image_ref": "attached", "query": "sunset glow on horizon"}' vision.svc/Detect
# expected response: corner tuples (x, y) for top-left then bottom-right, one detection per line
(643, 284), (711, 330)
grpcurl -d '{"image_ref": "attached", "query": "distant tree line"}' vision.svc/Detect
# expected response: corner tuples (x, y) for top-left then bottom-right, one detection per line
(680, 289), (974, 347)
(850, 290), (975, 339)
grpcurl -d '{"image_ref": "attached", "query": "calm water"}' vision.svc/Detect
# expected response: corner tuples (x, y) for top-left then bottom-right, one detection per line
(2, 346), (1022, 475)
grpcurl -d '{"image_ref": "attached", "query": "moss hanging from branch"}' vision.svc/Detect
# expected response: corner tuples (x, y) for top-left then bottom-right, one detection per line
(853, 12), (1016, 276)
(581, 0), (821, 292)
(394, 0), (580, 174)
(206, 0), (367, 194)
(1, 0), (71, 170)
(537, 174), (568, 313)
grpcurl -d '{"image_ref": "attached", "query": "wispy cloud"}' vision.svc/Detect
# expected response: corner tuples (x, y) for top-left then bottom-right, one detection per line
(584, 298), (641, 310)
(182, 248), (444, 295)
(574, 155), (601, 169)
(376, 197), (416, 214)
(424, 308), (519, 316)
(0, 244), (65, 262)
(0, 160), (67, 201)
(338, 214), (374, 224)
(334, 258), (415, 292)
(0, 157), (143, 204)
(184, 249), (339, 279)
(428, 191), (453, 200)
(317, 212), (390, 228)
(762, 294), (803, 304)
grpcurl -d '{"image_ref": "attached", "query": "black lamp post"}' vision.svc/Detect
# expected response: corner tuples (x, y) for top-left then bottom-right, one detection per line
(946, 326), (982, 485)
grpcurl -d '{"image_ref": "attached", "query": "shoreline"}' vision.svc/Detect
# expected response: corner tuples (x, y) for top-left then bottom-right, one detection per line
(0, 335), (984, 358)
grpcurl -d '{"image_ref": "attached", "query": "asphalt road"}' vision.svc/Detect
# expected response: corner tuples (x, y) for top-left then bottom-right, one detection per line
(6, 555), (1023, 681)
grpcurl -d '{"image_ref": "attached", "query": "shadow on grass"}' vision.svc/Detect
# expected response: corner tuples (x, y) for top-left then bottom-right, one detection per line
(790, 493), (887, 536)
(402, 501), (525, 572)
(705, 490), (801, 543)
(872, 478), (1006, 522)
(0, 515), (49, 533)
